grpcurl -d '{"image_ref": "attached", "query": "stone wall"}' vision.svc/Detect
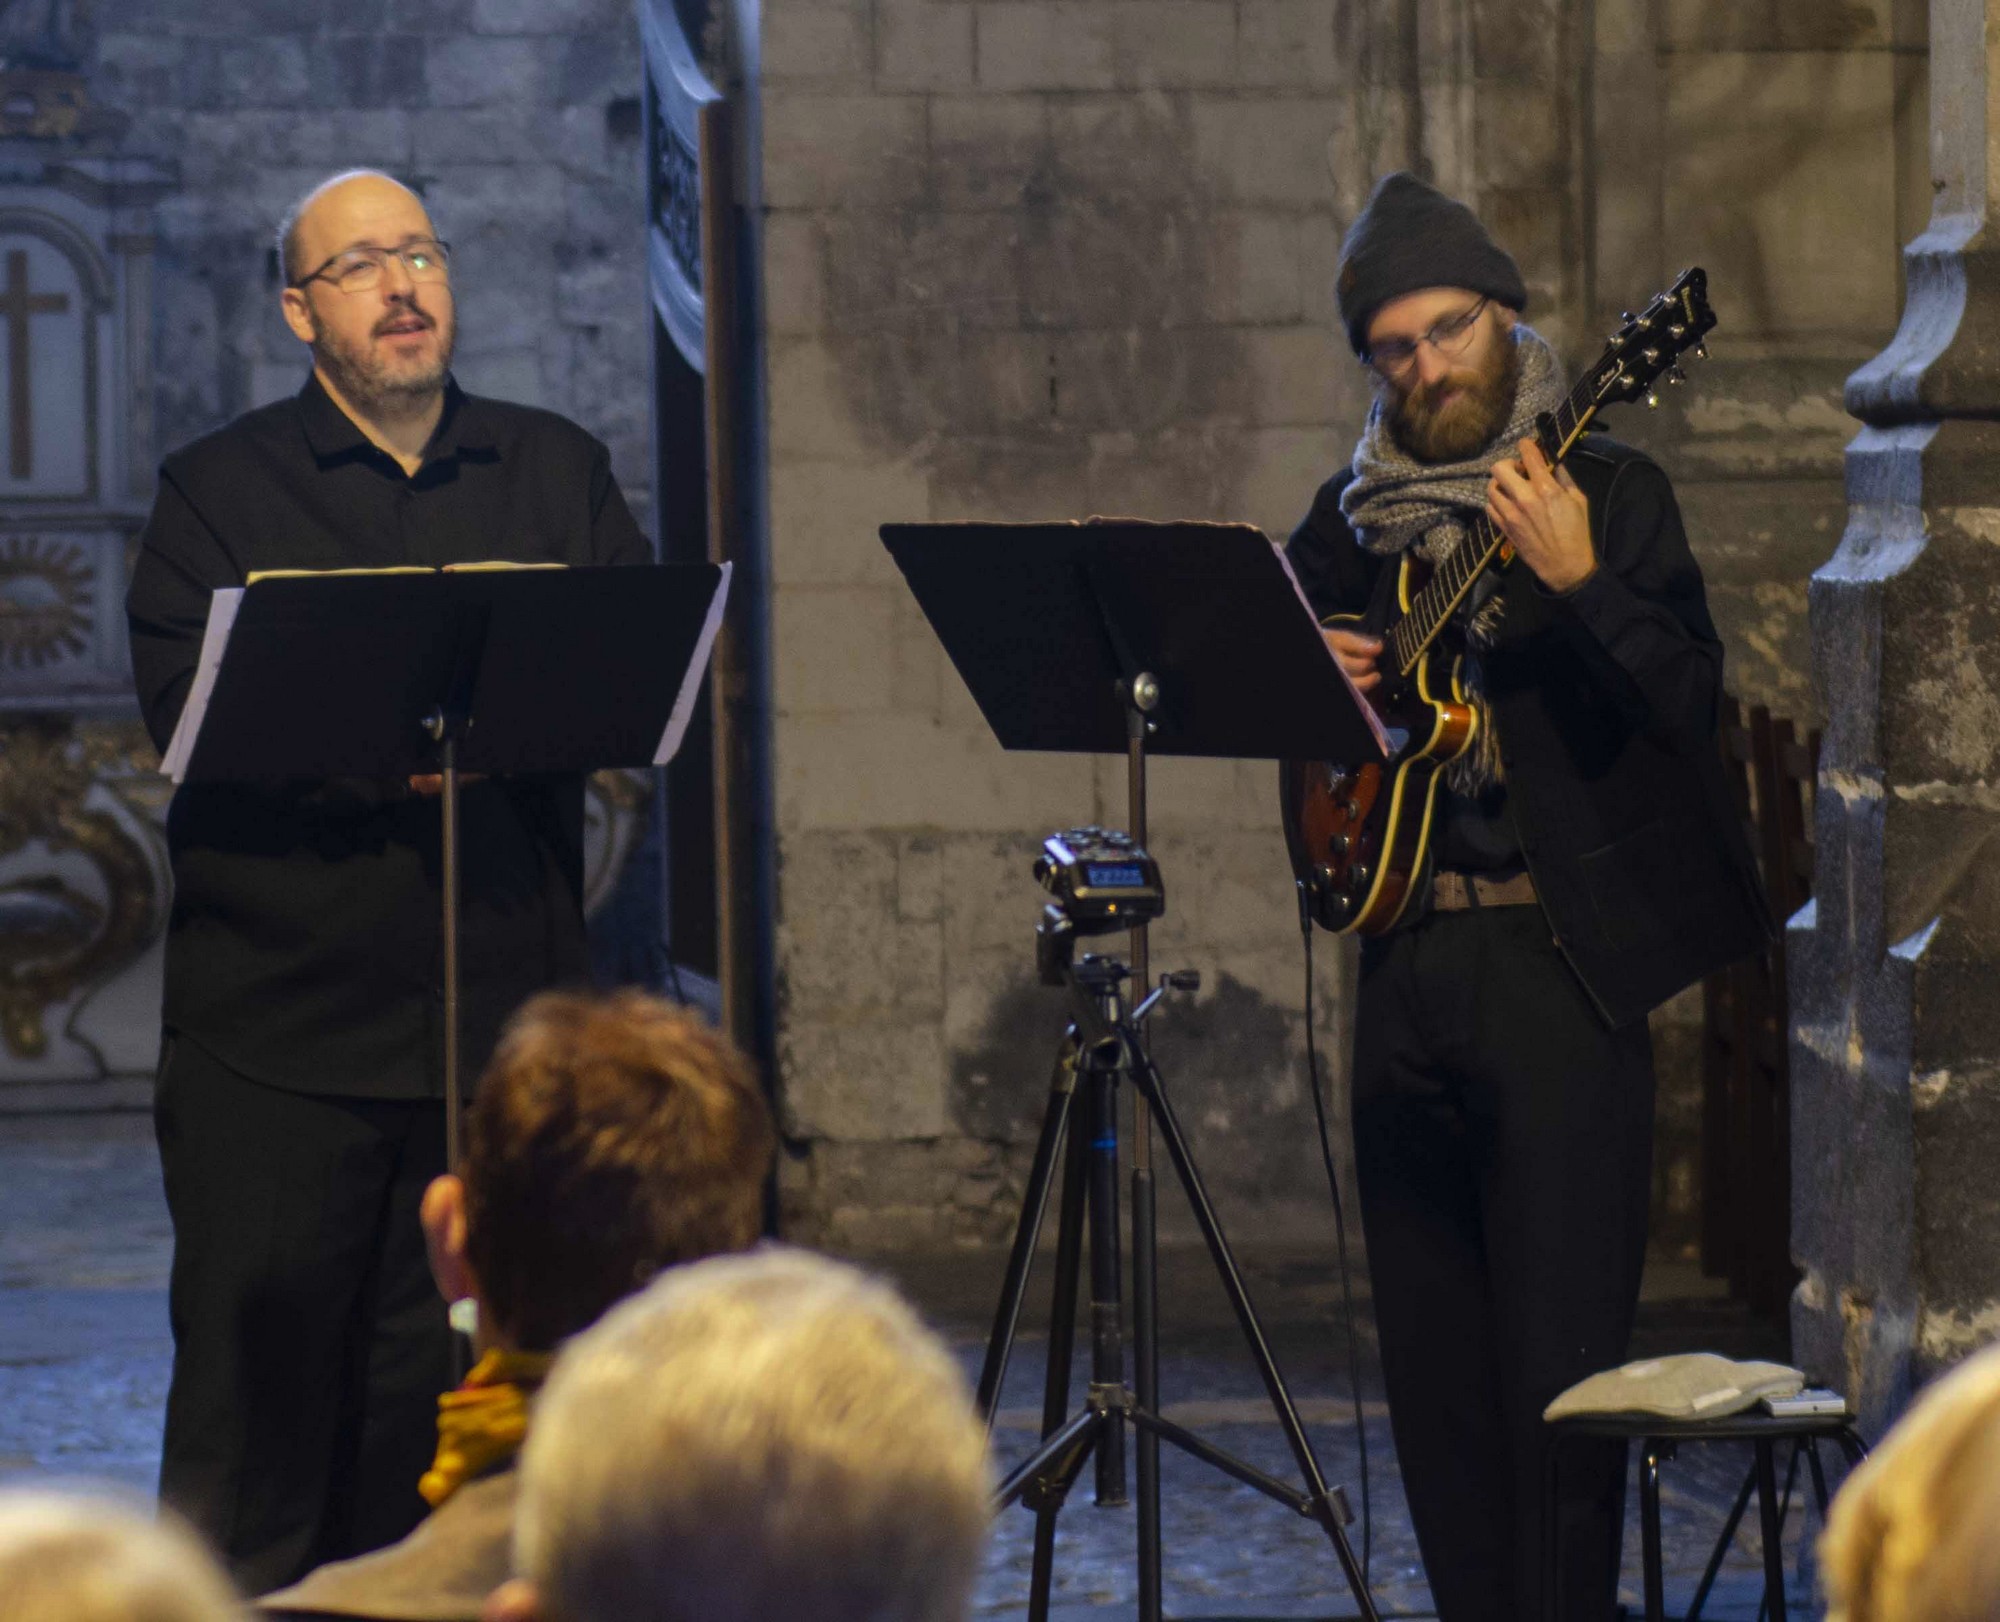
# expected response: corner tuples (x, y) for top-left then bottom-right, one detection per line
(50, 0), (1937, 1261)
(758, 0), (1390, 1247)
(1789, 0), (2000, 1430)
(1585, 0), (1929, 1256)
(754, 0), (1932, 1255)
(92, 0), (652, 518)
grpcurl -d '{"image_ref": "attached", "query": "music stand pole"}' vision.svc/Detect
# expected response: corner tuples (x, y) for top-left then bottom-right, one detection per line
(425, 707), (467, 1175)
(425, 707), (470, 1380)
(1123, 674), (1164, 1621)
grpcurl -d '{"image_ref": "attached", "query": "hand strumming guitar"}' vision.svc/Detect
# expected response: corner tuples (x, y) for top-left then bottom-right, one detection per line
(1323, 627), (1383, 698)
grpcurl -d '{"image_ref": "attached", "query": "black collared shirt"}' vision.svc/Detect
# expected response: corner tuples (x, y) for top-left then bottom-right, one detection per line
(127, 374), (652, 1098)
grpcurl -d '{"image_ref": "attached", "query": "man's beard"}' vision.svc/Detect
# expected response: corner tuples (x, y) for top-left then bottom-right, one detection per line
(1386, 334), (1522, 464)
(311, 301), (455, 417)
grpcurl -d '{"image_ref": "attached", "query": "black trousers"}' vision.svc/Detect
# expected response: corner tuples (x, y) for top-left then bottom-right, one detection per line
(1353, 904), (1654, 1622)
(154, 1036), (453, 1595)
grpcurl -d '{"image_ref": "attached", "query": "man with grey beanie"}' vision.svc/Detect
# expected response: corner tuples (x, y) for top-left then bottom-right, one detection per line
(1285, 173), (1768, 1621)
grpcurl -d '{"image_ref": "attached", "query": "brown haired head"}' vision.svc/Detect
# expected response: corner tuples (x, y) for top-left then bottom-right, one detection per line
(461, 990), (774, 1352)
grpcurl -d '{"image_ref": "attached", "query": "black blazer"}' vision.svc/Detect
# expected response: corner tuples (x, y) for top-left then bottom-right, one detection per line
(1286, 434), (1772, 1028)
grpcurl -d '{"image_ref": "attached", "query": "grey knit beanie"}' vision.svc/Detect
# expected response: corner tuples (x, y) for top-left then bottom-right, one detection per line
(1335, 172), (1528, 357)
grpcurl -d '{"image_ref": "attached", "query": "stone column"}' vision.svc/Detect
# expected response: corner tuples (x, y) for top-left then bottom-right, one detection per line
(1792, 0), (2000, 1433)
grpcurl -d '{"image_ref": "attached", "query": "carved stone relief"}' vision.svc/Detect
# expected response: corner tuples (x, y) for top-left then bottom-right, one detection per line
(0, 65), (176, 1103)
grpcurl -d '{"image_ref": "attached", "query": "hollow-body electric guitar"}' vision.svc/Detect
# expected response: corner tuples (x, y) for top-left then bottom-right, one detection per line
(1280, 268), (1718, 935)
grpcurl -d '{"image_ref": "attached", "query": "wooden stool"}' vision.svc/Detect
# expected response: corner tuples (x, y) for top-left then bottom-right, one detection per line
(1545, 1410), (1865, 1621)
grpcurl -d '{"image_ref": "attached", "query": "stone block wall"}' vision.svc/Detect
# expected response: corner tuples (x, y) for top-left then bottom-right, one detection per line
(53, 0), (1936, 1262)
(759, 0), (1399, 1248)
(88, 0), (652, 520)
(1586, 0), (1929, 1256)
(755, 0), (1932, 1255)
(1595, 0), (1928, 728)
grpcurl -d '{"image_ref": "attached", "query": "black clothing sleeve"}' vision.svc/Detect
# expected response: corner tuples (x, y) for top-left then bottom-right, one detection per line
(1284, 472), (1384, 623)
(1534, 457), (1722, 752)
(587, 440), (654, 568)
(129, 472), (235, 757)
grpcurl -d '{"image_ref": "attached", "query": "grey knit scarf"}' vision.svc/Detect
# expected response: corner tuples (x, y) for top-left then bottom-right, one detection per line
(1337, 324), (1566, 791)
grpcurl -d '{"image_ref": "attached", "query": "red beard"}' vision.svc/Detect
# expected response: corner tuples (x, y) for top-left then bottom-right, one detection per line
(1388, 336), (1523, 464)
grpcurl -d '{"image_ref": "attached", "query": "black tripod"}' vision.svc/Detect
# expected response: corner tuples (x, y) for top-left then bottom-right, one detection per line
(878, 520), (1387, 1622)
(979, 911), (1379, 1622)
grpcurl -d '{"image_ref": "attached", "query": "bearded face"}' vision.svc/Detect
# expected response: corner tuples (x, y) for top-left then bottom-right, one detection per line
(1385, 326), (1522, 465)
(304, 290), (457, 419)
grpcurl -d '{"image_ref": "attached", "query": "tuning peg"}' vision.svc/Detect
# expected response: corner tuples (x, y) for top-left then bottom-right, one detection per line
(1621, 310), (1635, 323)
(1645, 391), (1660, 409)
(1668, 323), (1687, 339)
(1694, 342), (1709, 360)
(1667, 366), (1687, 385)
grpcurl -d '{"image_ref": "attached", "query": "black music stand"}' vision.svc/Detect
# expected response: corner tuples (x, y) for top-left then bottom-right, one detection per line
(166, 563), (730, 1181)
(881, 520), (1384, 1622)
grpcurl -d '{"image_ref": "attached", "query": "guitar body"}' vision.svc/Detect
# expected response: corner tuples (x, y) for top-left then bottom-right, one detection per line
(1280, 572), (1480, 935)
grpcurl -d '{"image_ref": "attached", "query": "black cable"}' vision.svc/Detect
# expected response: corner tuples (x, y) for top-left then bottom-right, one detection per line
(1298, 881), (1372, 1581)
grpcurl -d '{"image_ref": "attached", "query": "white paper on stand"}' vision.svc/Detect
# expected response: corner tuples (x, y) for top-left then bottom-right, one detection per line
(654, 560), (734, 766)
(161, 587), (245, 784)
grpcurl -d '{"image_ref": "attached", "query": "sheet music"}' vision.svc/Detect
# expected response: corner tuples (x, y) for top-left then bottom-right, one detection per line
(654, 560), (733, 766)
(161, 587), (245, 784)
(1269, 540), (1392, 758)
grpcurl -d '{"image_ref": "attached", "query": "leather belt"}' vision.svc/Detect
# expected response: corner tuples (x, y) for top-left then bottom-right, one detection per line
(1432, 870), (1539, 911)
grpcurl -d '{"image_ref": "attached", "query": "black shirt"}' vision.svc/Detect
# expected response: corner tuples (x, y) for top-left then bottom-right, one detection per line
(127, 375), (652, 1097)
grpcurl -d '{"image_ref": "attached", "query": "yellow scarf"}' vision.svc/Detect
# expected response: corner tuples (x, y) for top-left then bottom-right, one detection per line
(417, 1347), (556, 1508)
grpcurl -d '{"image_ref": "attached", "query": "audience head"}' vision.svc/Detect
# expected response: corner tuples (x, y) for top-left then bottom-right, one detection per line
(1822, 1342), (2000, 1622)
(0, 1488), (243, 1622)
(422, 989), (775, 1354)
(487, 1248), (992, 1622)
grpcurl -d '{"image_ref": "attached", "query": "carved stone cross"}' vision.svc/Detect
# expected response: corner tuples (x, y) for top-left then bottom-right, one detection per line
(0, 246), (67, 479)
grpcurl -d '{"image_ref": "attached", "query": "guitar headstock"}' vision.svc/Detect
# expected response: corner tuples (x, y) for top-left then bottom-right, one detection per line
(1586, 267), (1716, 411)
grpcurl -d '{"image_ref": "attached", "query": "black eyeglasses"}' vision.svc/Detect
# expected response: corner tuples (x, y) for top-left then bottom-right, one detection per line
(1364, 297), (1489, 377)
(291, 239), (452, 295)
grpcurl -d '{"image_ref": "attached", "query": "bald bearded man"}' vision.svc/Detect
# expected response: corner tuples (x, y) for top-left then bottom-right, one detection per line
(125, 170), (651, 1591)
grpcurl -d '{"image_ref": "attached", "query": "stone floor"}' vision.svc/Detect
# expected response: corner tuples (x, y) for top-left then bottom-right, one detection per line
(0, 1112), (1847, 1618)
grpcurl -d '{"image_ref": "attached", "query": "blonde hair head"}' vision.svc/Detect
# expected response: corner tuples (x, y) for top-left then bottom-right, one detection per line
(0, 1489), (242, 1622)
(515, 1247), (992, 1622)
(1823, 1342), (2000, 1622)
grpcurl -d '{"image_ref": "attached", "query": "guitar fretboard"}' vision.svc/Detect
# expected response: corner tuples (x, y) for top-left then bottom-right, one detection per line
(1385, 381), (1598, 676)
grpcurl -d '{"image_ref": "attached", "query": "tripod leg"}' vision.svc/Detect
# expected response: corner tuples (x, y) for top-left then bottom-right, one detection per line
(977, 1039), (1081, 1421)
(1085, 1062), (1128, 1509)
(1133, 1145), (1162, 1622)
(1039, 1093), (1091, 1437)
(1130, 1044), (1381, 1622)
(1026, 1118), (1092, 1622)
(1026, 1419), (1102, 1622)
